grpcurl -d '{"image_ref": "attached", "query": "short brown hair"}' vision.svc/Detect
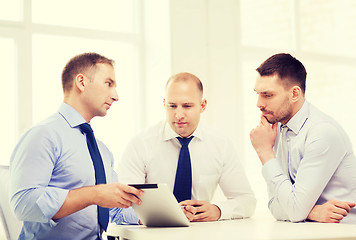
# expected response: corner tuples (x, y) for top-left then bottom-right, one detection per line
(165, 72), (203, 96)
(61, 52), (114, 92)
(256, 53), (306, 93)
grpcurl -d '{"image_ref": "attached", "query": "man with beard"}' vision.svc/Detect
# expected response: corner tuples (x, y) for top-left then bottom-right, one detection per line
(250, 53), (356, 224)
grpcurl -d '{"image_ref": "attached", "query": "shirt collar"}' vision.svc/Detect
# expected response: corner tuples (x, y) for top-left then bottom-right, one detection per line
(163, 121), (203, 141)
(285, 100), (309, 135)
(58, 102), (87, 128)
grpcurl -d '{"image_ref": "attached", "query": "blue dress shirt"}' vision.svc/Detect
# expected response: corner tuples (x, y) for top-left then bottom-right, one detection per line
(263, 101), (356, 223)
(10, 103), (137, 240)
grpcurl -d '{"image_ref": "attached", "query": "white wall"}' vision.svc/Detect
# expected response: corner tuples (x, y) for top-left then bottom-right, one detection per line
(170, 0), (244, 145)
(169, 0), (269, 217)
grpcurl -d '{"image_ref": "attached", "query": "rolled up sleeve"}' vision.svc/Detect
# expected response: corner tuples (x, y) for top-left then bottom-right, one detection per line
(10, 126), (67, 223)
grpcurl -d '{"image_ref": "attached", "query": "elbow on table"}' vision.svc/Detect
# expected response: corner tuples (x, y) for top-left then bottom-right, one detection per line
(287, 205), (310, 223)
(270, 205), (308, 223)
(271, 211), (307, 223)
(246, 196), (257, 218)
(288, 215), (307, 223)
(237, 195), (257, 218)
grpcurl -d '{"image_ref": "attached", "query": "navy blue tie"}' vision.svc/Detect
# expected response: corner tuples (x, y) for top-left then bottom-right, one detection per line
(79, 123), (109, 231)
(173, 136), (194, 202)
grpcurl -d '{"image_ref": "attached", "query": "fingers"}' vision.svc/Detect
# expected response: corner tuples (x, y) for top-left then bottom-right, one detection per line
(191, 206), (219, 222)
(182, 206), (196, 221)
(95, 183), (144, 209)
(192, 212), (209, 222)
(183, 205), (197, 215)
(123, 185), (144, 198)
(332, 200), (352, 213)
(180, 200), (199, 221)
(180, 200), (208, 222)
(272, 122), (278, 132)
(331, 212), (345, 221)
(180, 199), (200, 206)
(345, 201), (356, 208)
(327, 216), (341, 223)
(190, 204), (209, 222)
(260, 115), (270, 126)
(188, 202), (221, 222)
(322, 200), (353, 223)
(112, 184), (143, 208)
(326, 209), (345, 223)
(121, 193), (142, 207)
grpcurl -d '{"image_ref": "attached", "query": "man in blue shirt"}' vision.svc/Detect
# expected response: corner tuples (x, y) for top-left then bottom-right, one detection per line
(10, 52), (143, 239)
(250, 53), (356, 224)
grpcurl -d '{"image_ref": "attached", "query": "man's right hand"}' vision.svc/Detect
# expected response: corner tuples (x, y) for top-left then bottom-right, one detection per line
(94, 183), (143, 208)
(53, 183), (143, 220)
(250, 115), (278, 165)
(307, 199), (356, 223)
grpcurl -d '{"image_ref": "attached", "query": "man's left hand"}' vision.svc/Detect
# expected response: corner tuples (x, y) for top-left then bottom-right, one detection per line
(307, 199), (356, 223)
(180, 200), (221, 222)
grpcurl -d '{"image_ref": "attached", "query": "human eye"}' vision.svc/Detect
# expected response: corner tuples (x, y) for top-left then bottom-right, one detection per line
(168, 104), (176, 108)
(262, 93), (273, 98)
(183, 104), (193, 108)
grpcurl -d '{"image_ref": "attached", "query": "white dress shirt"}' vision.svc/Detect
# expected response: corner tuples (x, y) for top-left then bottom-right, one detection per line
(263, 101), (356, 223)
(117, 121), (256, 220)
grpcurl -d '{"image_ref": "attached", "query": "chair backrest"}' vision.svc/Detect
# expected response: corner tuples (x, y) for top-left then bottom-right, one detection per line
(0, 165), (22, 240)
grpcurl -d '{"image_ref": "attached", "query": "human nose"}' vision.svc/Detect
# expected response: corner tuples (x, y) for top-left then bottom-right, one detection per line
(111, 88), (119, 102)
(175, 107), (184, 120)
(256, 95), (264, 109)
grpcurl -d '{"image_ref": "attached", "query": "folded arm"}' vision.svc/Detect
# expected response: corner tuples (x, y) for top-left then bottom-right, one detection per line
(264, 124), (351, 222)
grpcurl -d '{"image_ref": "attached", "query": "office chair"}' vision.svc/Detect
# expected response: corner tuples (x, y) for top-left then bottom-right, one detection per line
(0, 165), (22, 240)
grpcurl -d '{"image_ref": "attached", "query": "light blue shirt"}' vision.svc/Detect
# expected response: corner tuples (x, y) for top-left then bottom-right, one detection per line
(263, 101), (356, 223)
(10, 103), (137, 240)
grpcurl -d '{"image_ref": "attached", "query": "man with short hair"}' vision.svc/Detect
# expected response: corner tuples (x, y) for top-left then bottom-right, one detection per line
(117, 72), (256, 223)
(10, 52), (143, 239)
(250, 53), (356, 223)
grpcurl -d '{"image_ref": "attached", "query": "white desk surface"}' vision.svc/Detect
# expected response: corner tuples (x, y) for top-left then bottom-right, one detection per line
(106, 217), (356, 240)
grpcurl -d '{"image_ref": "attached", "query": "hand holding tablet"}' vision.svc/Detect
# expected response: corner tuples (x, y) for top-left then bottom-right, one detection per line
(129, 183), (190, 227)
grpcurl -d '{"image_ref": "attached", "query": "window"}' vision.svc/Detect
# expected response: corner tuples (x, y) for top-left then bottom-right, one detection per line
(0, 38), (16, 165)
(32, 0), (137, 33)
(0, 0), (22, 21)
(240, 0), (293, 50)
(0, 0), (142, 165)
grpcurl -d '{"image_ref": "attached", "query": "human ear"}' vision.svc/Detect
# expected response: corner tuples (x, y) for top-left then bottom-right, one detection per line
(291, 86), (302, 102)
(200, 99), (207, 113)
(74, 74), (85, 92)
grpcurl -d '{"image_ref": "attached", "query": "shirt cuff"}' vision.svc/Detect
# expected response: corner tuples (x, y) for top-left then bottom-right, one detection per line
(213, 202), (231, 220)
(36, 187), (69, 220)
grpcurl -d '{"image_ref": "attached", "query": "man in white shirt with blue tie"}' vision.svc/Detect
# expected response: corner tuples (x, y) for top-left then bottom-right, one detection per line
(250, 53), (356, 223)
(118, 72), (256, 223)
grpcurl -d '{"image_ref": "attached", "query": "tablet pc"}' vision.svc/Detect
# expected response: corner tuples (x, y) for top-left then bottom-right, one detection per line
(129, 183), (190, 227)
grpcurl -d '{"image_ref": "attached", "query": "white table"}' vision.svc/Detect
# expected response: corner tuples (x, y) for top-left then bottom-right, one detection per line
(106, 217), (356, 240)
